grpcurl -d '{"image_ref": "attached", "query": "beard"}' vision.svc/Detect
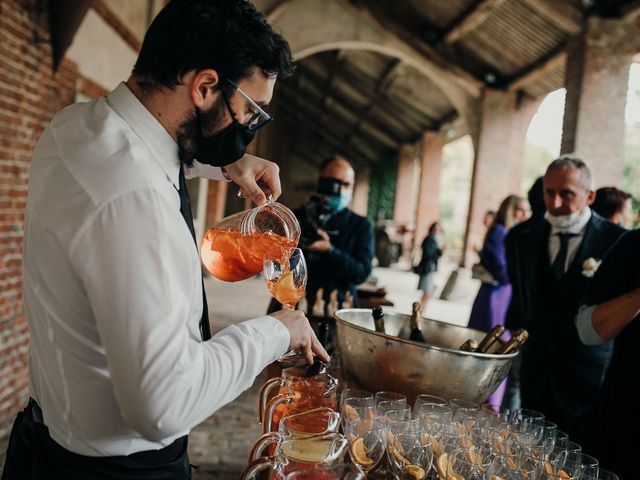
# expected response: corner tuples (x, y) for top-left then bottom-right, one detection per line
(176, 95), (226, 168)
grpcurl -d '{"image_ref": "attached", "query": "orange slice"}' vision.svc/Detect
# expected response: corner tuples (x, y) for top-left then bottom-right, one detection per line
(403, 465), (426, 480)
(429, 437), (444, 457)
(351, 437), (374, 466)
(467, 449), (483, 466)
(436, 453), (449, 480)
(343, 404), (360, 422)
(389, 445), (410, 465)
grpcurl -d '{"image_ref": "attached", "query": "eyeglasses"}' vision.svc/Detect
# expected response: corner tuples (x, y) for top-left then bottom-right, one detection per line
(224, 79), (272, 131)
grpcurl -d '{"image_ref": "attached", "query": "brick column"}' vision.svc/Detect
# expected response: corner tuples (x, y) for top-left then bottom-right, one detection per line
(461, 90), (540, 266)
(414, 132), (443, 251)
(351, 166), (370, 217)
(393, 144), (419, 225)
(561, 16), (640, 186)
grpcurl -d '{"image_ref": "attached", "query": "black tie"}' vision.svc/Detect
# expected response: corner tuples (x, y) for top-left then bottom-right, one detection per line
(552, 232), (575, 281)
(178, 163), (212, 341)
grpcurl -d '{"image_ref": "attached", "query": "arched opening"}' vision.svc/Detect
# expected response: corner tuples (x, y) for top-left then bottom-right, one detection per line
(522, 88), (566, 193)
(439, 135), (474, 258)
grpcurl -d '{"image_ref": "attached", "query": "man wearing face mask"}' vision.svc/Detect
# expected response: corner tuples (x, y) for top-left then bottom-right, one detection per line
(2, 1), (329, 479)
(507, 157), (624, 440)
(294, 157), (374, 309)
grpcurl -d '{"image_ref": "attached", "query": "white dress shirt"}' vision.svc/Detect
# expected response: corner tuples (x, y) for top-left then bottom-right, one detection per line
(547, 208), (592, 273)
(575, 305), (605, 345)
(23, 82), (289, 456)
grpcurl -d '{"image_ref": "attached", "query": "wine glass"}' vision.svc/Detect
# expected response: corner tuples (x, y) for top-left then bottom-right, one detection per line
(263, 247), (307, 310)
(345, 418), (387, 477)
(264, 248), (308, 364)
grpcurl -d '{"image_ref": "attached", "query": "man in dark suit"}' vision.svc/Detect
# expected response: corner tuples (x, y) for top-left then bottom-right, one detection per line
(507, 157), (625, 439)
(296, 156), (374, 308)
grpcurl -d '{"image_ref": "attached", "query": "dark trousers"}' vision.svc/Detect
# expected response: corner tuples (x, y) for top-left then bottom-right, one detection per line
(2, 399), (191, 480)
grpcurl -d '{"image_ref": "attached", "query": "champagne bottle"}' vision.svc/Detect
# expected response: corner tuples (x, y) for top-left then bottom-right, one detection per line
(342, 291), (354, 309)
(372, 306), (385, 333)
(476, 325), (506, 353)
(326, 289), (339, 318)
(459, 339), (478, 352)
(312, 288), (325, 318)
(495, 329), (529, 354)
(408, 302), (426, 343)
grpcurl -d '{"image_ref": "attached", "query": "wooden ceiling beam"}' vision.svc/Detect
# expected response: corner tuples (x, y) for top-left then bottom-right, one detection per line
(344, 59), (404, 147)
(285, 66), (409, 146)
(277, 87), (388, 149)
(442, 0), (509, 44)
(280, 115), (380, 167)
(299, 59), (439, 131)
(507, 44), (567, 92)
(346, 0), (483, 92)
(525, 0), (584, 35)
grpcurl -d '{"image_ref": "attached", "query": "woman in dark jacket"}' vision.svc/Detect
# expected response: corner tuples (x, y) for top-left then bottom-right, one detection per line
(415, 222), (443, 312)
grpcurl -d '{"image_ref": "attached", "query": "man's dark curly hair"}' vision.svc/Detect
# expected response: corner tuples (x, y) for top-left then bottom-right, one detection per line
(132, 0), (295, 89)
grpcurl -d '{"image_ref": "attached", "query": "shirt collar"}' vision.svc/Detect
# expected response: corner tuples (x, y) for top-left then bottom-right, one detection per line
(549, 207), (592, 236)
(106, 82), (180, 188)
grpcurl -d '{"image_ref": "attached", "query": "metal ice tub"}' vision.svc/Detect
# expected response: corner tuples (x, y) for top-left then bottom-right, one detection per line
(334, 309), (517, 404)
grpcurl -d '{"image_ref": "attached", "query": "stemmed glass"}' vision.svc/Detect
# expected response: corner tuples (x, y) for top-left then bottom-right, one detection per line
(263, 247), (308, 364)
(346, 418), (387, 477)
(263, 247), (307, 310)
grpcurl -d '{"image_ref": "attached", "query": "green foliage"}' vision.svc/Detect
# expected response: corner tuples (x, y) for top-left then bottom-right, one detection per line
(367, 155), (398, 225)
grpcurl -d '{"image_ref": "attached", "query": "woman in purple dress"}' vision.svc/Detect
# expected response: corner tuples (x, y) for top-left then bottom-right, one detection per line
(468, 194), (530, 406)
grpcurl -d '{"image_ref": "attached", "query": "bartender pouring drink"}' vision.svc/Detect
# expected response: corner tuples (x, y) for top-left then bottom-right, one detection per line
(2, 1), (328, 479)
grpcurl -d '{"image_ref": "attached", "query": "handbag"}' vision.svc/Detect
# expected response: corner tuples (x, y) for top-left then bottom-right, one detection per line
(471, 263), (499, 286)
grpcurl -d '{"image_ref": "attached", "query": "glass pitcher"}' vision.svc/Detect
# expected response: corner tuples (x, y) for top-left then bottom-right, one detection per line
(259, 366), (338, 433)
(200, 200), (300, 282)
(248, 408), (341, 461)
(240, 432), (348, 480)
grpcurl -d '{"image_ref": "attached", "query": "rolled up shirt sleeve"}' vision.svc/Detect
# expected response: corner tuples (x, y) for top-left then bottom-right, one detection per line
(575, 304), (607, 346)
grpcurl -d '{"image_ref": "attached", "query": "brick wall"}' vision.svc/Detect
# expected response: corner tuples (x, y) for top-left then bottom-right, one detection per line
(0, 0), (79, 438)
(563, 15), (640, 187)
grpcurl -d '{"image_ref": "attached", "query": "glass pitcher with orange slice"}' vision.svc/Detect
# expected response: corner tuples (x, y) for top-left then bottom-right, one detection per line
(259, 366), (338, 433)
(240, 432), (348, 480)
(249, 408), (341, 461)
(200, 199), (300, 282)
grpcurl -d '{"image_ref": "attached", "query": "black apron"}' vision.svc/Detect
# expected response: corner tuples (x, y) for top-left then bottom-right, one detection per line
(2, 399), (191, 480)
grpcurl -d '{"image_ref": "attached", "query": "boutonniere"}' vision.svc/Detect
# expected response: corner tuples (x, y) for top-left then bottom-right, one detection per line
(582, 257), (602, 278)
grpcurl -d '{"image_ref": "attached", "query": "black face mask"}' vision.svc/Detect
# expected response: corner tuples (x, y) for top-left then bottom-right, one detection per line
(193, 108), (256, 167)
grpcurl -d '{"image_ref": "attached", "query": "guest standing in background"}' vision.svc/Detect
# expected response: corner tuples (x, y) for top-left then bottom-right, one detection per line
(471, 210), (496, 257)
(591, 186), (633, 229)
(415, 222), (444, 312)
(468, 195), (530, 406)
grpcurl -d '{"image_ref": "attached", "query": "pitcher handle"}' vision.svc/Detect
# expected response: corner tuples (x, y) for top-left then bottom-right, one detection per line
(263, 394), (294, 434)
(258, 377), (284, 424)
(247, 432), (280, 462)
(239, 455), (281, 480)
